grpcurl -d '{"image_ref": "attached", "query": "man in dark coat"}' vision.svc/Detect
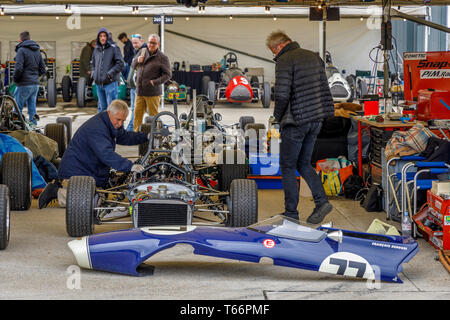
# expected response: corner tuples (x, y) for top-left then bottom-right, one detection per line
(266, 31), (335, 223)
(91, 27), (125, 113)
(38, 100), (148, 209)
(13, 31), (46, 125)
(131, 34), (171, 131)
(79, 39), (96, 80)
(118, 32), (135, 79)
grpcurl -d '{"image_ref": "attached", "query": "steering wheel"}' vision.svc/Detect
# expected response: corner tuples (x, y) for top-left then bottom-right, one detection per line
(223, 52), (238, 68)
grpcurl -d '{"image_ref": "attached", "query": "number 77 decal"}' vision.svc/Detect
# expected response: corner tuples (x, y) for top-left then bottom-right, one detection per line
(319, 252), (375, 280)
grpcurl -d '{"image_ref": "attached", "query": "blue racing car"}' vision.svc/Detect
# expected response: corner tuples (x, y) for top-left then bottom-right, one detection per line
(68, 215), (418, 283)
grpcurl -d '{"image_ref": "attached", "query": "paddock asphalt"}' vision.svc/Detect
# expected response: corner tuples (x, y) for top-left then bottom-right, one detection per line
(0, 100), (449, 302)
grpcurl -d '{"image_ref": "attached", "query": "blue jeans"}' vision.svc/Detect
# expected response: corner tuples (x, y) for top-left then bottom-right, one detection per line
(97, 81), (118, 113)
(122, 63), (130, 79)
(14, 85), (39, 125)
(280, 122), (328, 217)
(126, 88), (136, 132)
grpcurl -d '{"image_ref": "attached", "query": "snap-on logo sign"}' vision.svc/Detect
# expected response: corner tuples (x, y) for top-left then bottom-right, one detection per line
(263, 239), (275, 248)
(417, 60), (449, 69)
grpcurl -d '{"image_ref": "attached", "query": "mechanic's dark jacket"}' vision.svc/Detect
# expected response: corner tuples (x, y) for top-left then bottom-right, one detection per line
(91, 28), (125, 86)
(79, 42), (94, 79)
(58, 111), (148, 187)
(123, 39), (135, 65)
(131, 47), (171, 97)
(273, 41), (334, 125)
(13, 40), (46, 86)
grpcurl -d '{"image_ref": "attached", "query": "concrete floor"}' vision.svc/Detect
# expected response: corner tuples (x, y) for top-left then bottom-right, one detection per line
(1, 99), (449, 300)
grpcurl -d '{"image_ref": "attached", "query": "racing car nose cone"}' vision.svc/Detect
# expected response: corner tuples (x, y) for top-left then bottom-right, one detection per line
(229, 85), (252, 102)
(68, 237), (92, 270)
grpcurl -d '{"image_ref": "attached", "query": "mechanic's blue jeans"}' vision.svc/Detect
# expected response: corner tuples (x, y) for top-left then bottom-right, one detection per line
(97, 81), (118, 113)
(280, 122), (328, 217)
(122, 63), (130, 79)
(126, 88), (136, 132)
(14, 85), (39, 125)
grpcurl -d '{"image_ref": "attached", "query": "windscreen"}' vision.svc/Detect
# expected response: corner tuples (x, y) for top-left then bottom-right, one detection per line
(248, 215), (327, 242)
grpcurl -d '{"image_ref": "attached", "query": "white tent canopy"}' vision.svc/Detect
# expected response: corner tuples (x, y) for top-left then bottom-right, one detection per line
(0, 4), (427, 17)
(0, 5), (429, 85)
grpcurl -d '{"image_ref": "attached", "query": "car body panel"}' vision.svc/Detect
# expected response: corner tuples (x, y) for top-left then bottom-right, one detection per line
(68, 216), (418, 283)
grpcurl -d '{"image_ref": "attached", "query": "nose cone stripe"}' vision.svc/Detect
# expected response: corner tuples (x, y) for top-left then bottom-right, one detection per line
(68, 237), (92, 270)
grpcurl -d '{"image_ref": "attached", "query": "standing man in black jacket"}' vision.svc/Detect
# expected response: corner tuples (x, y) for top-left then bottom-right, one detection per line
(118, 32), (135, 79)
(266, 31), (334, 224)
(91, 27), (125, 113)
(13, 31), (46, 125)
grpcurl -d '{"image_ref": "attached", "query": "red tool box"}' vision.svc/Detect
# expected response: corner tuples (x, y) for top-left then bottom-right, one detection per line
(403, 51), (450, 102)
(417, 89), (450, 121)
(413, 190), (450, 251)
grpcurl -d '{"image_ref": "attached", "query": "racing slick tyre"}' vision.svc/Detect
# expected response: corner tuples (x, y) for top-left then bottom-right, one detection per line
(218, 149), (248, 192)
(47, 78), (57, 108)
(201, 75), (211, 96)
(138, 123), (152, 156)
(61, 75), (73, 102)
(245, 123), (266, 154)
(56, 116), (73, 144)
(0, 184), (10, 250)
(226, 179), (258, 227)
(262, 82), (271, 109)
(76, 77), (87, 108)
(45, 123), (68, 158)
(66, 176), (96, 237)
(207, 81), (216, 103)
(0, 152), (32, 211)
(238, 116), (255, 131)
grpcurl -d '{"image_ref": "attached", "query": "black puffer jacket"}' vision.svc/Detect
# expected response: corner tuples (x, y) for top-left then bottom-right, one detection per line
(91, 27), (125, 85)
(13, 40), (46, 86)
(273, 41), (334, 125)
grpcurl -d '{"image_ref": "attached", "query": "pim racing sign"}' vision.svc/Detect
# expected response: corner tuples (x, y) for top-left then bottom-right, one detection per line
(403, 51), (450, 101)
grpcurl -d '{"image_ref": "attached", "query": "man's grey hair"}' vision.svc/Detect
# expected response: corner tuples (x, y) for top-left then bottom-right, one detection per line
(107, 99), (129, 116)
(148, 34), (160, 43)
(266, 31), (292, 49)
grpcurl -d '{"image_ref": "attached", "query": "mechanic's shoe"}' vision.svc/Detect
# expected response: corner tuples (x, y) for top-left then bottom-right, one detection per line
(306, 202), (333, 224)
(38, 182), (60, 209)
(271, 212), (299, 220)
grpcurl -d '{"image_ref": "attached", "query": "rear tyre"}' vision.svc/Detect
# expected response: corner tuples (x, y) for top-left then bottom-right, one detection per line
(66, 176), (96, 237)
(226, 179), (258, 227)
(239, 116), (255, 131)
(56, 116), (73, 144)
(0, 152), (32, 211)
(61, 76), (73, 102)
(76, 77), (87, 108)
(207, 81), (216, 103)
(262, 82), (271, 108)
(201, 75), (211, 96)
(45, 123), (68, 158)
(47, 78), (57, 108)
(218, 149), (248, 192)
(0, 184), (10, 250)
(138, 123), (152, 157)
